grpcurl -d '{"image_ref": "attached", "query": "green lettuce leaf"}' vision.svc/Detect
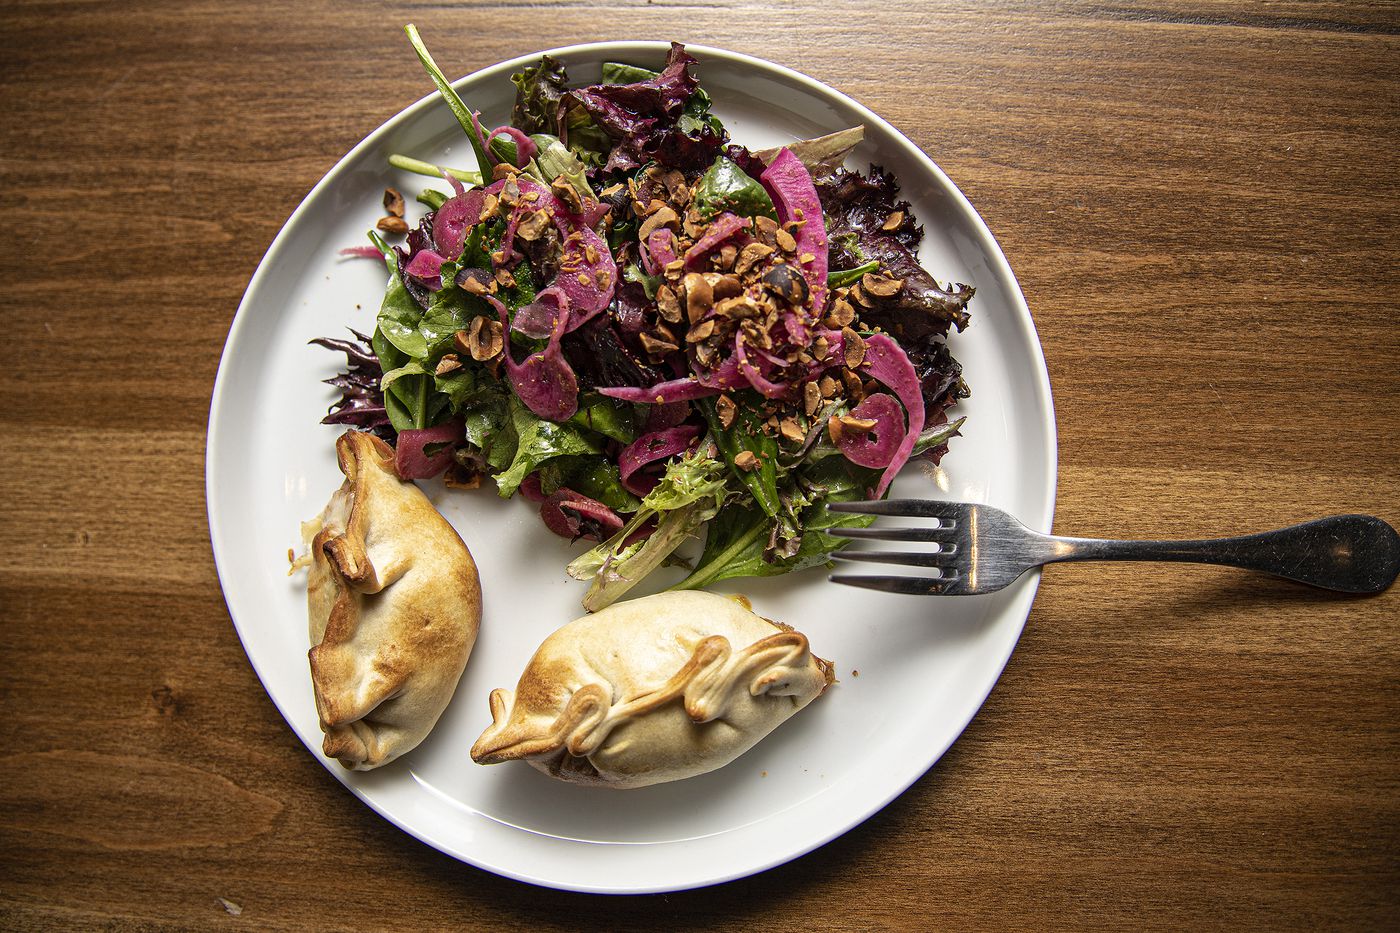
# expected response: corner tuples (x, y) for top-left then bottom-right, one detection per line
(495, 396), (603, 497)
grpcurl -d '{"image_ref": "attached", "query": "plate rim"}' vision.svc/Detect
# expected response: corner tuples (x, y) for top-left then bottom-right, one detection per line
(206, 39), (1058, 894)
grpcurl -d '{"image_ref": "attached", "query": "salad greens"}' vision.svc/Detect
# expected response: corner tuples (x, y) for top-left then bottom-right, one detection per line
(318, 28), (973, 610)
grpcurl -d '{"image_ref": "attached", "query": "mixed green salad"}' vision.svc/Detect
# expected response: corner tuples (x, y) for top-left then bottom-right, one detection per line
(318, 26), (974, 610)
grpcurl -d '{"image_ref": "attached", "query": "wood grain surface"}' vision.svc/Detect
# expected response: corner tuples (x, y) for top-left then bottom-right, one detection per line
(2, 0), (1397, 928)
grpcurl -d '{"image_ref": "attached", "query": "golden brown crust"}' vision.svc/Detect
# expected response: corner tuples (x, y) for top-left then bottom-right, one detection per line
(302, 431), (482, 770)
(470, 592), (830, 789)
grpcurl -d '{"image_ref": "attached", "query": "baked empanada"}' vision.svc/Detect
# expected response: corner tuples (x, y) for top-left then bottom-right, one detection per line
(301, 430), (481, 770)
(471, 591), (832, 788)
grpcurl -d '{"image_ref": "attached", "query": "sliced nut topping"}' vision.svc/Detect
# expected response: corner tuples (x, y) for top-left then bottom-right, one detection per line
(848, 283), (873, 308)
(434, 353), (463, 375)
(600, 182), (625, 198)
(812, 335), (831, 361)
(735, 241), (775, 275)
(664, 258), (685, 275)
(733, 450), (760, 471)
(882, 210), (904, 232)
(819, 375), (840, 399)
(500, 177), (522, 206)
(686, 318), (716, 343)
(715, 243), (738, 271)
(639, 332), (679, 359)
(491, 162), (518, 180)
(684, 272), (713, 323)
(716, 394), (737, 429)
(826, 414), (845, 446)
(839, 414), (878, 434)
(383, 187), (405, 218)
(861, 273), (903, 297)
(825, 298), (857, 328)
(682, 208), (706, 239)
(711, 274), (743, 301)
(638, 205), (679, 242)
(461, 274), (489, 296)
(660, 169), (688, 197)
(549, 177), (582, 214)
(479, 193), (500, 222)
(760, 264), (810, 306)
(804, 380), (822, 416)
(714, 295), (763, 320)
(798, 252), (816, 265)
(516, 208), (551, 241)
(842, 368), (866, 401)
(753, 215), (780, 245)
(774, 228), (798, 253)
(465, 316), (504, 361)
(779, 418), (805, 444)
(494, 268), (515, 287)
(375, 216), (409, 235)
(656, 284), (682, 323)
(842, 327), (867, 369)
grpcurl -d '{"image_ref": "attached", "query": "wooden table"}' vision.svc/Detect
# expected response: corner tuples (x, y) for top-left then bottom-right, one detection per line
(3, 1), (1397, 927)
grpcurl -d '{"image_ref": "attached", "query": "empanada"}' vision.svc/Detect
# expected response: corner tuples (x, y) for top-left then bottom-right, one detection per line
(471, 591), (832, 788)
(301, 430), (481, 770)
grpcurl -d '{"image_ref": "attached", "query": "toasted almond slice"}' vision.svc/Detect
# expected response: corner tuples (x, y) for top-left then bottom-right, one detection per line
(684, 272), (713, 323)
(686, 318), (716, 342)
(656, 284), (682, 323)
(779, 418), (805, 443)
(639, 205), (679, 242)
(861, 273), (904, 297)
(842, 327), (867, 369)
(716, 394), (737, 429)
(383, 187), (405, 218)
(826, 415), (844, 446)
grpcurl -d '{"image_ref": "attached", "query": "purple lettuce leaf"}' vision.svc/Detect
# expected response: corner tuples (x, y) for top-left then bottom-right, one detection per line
(818, 165), (974, 340)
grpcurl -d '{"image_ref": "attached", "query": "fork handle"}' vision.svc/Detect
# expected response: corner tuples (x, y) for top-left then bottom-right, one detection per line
(1044, 514), (1400, 594)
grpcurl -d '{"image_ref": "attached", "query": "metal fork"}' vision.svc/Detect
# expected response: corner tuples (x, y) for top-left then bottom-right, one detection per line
(826, 500), (1400, 596)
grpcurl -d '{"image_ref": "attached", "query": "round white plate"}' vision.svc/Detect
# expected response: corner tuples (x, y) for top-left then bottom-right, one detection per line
(207, 41), (1056, 894)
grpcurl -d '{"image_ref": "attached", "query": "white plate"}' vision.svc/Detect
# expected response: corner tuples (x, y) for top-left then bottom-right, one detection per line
(207, 41), (1056, 894)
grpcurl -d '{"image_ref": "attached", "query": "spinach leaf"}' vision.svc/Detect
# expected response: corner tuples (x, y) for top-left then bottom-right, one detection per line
(461, 389), (517, 471)
(434, 367), (477, 408)
(376, 265), (430, 359)
(495, 395), (603, 497)
(693, 156), (777, 221)
(568, 393), (638, 444)
(698, 396), (781, 517)
(537, 457), (641, 512)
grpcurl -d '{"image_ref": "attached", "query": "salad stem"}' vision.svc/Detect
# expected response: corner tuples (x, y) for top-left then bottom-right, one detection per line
(404, 24), (494, 176)
(388, 153), (482, 186)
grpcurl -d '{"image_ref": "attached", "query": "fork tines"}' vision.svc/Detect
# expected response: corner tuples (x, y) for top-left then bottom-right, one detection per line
(827, 499), (961, 521)
(827, 499), (964, 595)
(827, 573), (959, 595)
